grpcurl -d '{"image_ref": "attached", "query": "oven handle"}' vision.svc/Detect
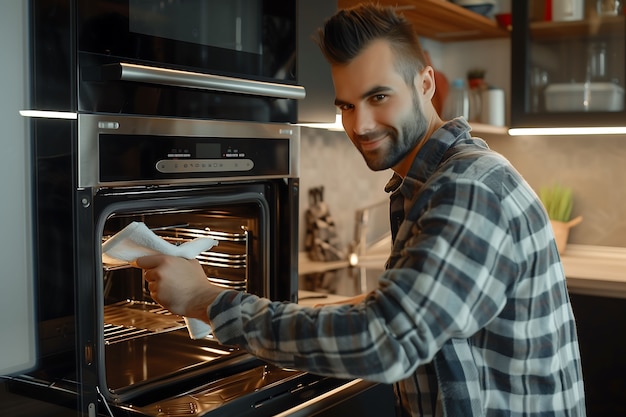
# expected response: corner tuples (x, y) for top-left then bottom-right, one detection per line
(85, 62), (307, 100)
(272, 379), (383, 417)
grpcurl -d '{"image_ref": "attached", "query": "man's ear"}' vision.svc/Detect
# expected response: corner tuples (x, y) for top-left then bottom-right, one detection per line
(416, 66), (436, 101)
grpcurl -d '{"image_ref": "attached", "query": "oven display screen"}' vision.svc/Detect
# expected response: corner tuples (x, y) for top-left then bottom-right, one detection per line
(196, 143), (221, 159)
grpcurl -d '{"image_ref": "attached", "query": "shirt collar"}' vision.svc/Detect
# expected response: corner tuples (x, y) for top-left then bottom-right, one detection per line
(385, 117), (476, 196)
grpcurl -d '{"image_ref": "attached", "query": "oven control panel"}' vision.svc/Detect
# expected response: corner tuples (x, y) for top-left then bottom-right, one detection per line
(78, 114), (299, 187)
(156, 158), (254, 173)
(99, 135), (288, 182)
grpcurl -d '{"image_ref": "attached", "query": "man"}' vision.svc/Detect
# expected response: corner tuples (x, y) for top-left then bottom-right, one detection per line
(136, 4), (586, 416)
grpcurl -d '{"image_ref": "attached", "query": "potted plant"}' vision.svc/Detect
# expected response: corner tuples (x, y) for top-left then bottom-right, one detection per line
(539, 184), (583, 254)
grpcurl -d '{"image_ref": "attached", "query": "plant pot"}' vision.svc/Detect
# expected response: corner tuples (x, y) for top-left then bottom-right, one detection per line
(550, 216), (583, 255)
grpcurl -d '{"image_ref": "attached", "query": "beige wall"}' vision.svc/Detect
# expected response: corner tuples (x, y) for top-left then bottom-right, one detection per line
(484, 132), (626, 248)
(299, 127), (626, 250)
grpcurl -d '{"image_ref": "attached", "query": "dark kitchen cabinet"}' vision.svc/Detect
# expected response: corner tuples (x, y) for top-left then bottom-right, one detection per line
(511, 1), (626, 128)
(569, 293), (626, 416)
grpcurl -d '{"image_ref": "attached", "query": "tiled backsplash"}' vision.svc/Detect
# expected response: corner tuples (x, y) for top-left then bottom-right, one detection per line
(299, 128), (389, 251)
(299, 126), (626, 250)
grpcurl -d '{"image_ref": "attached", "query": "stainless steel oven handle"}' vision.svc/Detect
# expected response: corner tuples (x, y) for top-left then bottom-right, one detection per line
(94, 62), (307, 100)
(273, 379), (378, 417)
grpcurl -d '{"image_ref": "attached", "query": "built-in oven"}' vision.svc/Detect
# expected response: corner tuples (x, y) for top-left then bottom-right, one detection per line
(0, 1), (396, 415)
(2, 113), (392, 416)
(30, 0), (335, 123)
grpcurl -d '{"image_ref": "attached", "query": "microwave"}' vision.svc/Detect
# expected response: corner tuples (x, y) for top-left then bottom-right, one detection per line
(56, 0), (336, 123)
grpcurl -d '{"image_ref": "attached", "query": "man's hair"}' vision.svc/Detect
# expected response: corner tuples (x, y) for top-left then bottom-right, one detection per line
(315, 4), (427, 85)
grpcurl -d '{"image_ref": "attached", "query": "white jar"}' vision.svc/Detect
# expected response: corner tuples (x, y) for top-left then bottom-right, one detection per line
(480, 88), (505, 127)
(552, 0), (584, 21)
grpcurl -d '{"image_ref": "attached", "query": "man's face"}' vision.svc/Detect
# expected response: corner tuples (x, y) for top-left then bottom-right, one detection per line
(332, 40), (430, 173)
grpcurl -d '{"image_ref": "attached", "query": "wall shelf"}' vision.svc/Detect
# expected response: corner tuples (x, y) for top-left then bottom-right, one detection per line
(337, 0), (509, 42)
(530, 15), (625, 40)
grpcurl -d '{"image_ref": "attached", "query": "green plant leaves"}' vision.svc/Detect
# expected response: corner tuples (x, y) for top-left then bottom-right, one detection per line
(539, 184), (573, 222)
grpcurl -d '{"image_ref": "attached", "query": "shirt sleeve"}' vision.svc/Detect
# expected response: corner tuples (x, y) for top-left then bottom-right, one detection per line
(208, 179), (520, 384)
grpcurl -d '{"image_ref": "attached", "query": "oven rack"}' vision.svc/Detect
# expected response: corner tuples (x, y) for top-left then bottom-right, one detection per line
(158, 226), (248, 243)
(160, 227), (248, 269)
(102, 225), (248, 272)
(103, 300), (188, 345)
(158, 226), (249, 290)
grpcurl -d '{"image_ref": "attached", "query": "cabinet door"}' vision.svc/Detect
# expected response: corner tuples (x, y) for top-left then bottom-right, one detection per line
(511, 1), (626, 128)
(568, 293), (626, 415)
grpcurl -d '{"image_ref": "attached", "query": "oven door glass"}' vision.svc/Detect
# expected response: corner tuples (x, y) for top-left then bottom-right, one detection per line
(77, 0), (296, 82)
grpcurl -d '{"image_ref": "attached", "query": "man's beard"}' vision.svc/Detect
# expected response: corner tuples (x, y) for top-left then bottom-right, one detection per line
(358, 95), (428, 172)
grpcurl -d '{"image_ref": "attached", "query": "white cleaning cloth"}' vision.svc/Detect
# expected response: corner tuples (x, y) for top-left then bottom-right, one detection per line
(102, 221), (218, 265)
(102, 221), (218, 339)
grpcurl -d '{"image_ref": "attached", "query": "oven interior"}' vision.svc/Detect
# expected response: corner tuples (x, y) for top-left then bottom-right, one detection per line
(94, 200), (353, 417)
(99, 202), (271, 401)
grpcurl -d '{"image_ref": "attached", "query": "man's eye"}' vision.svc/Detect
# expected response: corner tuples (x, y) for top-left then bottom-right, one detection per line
(372, 94), (387, 102)
(337, 104), (352, 111)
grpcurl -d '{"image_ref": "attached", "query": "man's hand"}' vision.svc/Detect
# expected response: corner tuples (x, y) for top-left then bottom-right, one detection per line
(133, 255), (224, 321)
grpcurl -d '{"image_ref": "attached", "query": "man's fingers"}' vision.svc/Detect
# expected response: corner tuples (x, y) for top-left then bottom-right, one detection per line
(133, 254), (165, 269)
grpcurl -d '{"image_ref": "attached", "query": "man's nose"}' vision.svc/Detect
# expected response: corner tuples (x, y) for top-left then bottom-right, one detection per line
(350, 108), (375, 136)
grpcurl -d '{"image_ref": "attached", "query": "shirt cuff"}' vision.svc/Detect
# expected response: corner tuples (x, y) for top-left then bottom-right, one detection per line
(207, 289), (247, 346)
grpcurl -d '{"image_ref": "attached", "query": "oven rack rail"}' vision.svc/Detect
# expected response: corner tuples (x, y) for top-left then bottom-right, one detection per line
(103, 300), (191, 344)
(102, 225), (248, 271)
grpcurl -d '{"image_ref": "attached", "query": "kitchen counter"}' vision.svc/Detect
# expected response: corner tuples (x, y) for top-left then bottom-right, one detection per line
(298, 290), (352, 307)
(298, 252), (351, 276)
(560, 244), (626, 298)
(299, 244), (626, 299)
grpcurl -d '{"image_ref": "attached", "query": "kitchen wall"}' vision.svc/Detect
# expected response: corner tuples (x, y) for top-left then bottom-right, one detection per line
(485, 132), (626, 247)
(297, 39), (626, 250)
(299, 127), (626, 251)
(298, 127), (390, 250)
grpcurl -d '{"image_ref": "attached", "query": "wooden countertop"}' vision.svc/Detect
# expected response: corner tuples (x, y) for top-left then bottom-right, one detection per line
(299, 244), (626, 299)
(298, 252), (351, 276)
(560, 244), (626, 298)
(298, 290), (351, 307)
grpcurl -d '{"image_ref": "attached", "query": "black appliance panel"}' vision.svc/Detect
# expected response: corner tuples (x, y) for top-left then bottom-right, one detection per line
(77, 0), (295, 82)
(31, 0), (336, 124)
(75, 0), (300, 121)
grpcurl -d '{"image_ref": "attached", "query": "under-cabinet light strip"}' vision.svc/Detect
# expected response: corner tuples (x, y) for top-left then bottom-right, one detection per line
(297, 113), (344, 131)
(509, 126), (626, 136)
(19, 110), (78, 119)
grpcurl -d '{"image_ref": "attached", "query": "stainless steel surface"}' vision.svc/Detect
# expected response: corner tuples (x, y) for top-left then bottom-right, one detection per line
(274, 379), (364, 417)
(155, 158), (255, 174)
(103, 223), (251, 291)
(131, 364), (310, 416)
(77, 113), (301, 188)
(103, 300), (186, 344)
(159, 226), (248, 270)
(104, 329), (240, 393)
(115, 62), (306, 100)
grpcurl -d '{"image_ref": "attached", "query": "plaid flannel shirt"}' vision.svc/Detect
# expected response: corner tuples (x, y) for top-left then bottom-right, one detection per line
(209, 118), (586, 416)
